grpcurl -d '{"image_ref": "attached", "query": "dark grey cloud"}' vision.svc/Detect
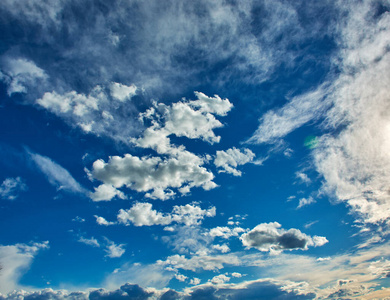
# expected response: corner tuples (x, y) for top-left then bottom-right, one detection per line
(240, 222), (327, 253)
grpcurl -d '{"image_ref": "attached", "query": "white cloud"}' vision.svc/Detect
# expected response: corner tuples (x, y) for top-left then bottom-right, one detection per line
(189, 278), (201, 285)
(132, 92), (233, 155)
(295, 172), (311, 184)
(247, 83), (330, 144)
(214, 147), (255, 176)
(36, 84), (139, 144)
(210, 274), (230, 285)
(311, 1), (390, 227)
(104, 241), (126, 258)
(29, 151), (86, 194)
(240, 222), (328, 253)
(95, 215), (115, 226)
(174, 274), (188, 282)
(89, 151), (216, 201)
(297, 197), (316, 209)
(78, 236), (100, 248)
(212, 244), (230, 253)
(90, 184), (126, 202)
(0, 177), (27, 200)
(110, 82), (137, 102)
(117, 202), (216, 227)
(208, 226), (246, 239)
(157, 253), (240, 272)
(0, 57), (47, 96)
(231, 272), (243, 278)
(0, 242), (49, 294)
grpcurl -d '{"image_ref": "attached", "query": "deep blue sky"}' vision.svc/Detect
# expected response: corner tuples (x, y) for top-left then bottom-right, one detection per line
(1, 1), (390, 299)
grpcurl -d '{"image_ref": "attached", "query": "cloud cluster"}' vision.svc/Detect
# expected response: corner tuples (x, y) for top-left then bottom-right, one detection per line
(37, 83), (139, 143)
(214, 148), (255, 176)
(240, 222), (328, 253)
(0, 177), (27, 200)
(113, 202), (215, 227)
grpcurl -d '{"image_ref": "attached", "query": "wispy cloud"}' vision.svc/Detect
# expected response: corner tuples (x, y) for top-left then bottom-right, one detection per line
(28, 151), (87, 194)
(0, 177), (27, 200)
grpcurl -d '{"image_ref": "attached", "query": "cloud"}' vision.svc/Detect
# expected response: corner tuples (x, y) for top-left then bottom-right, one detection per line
(212, 244), (230, 253)
(157, 253), (240, 272)
(240, 222), (328, 253)
(78, 236), (100, 248)
(28, 151), (86, 194)
(0, 57), (48, 96)
(90, 184), (126, 202)
(89, 151), (216, 201)
(104, 241), (126, 258)
(214, 148), (255, 176)
(297, 197), (316, 209)
(117, 202), (216, 227)
(311, 0), (390, 227)
(247, 84), (330, 144)
(110, 82), (137, 102)
(0, 177), (27, 200)
(208, 226), (246, 239)
(210, 274), (230, 285)
(0, 242), (49, 293)
(95, 216), (115, 226)
(132, 92), (233, 154)
(37, 84), (140, 144)
(174, 274), (188, 282)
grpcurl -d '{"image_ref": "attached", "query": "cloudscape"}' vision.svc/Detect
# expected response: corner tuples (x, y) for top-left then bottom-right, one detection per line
(1, 0), (390, 299)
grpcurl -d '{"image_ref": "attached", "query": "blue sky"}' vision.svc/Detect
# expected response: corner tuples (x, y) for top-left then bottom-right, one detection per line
(0, 0), (390, 299)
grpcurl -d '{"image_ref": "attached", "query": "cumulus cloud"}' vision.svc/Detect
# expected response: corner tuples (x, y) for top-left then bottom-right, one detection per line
(0, 242), (49, 293)
(210, 274), (230, 285)
(95, 215), (115, 226)
(0, 177), (27, 200)
(117, 202), (216, 227)
(110, 82), (137, 102)
(29, 151), (86, 194)
(132, 92), (233, 154)
(90, 184), (126, 202)
(89, 151), (216, 201)
(212, 244), (230, 253)
(240, 222), (328, 253)
(214, 148), (255, 176)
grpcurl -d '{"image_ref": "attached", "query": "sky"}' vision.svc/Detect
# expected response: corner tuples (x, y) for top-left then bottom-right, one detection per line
(0, 0), (390, 299)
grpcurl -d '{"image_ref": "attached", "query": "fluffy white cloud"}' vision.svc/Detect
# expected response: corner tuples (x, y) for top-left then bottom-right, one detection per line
(212, 244), (230, 253)
(0, 177), (27, 200)
(89, 151), (216, 201)
(90, 184), (126, 202)
(210, 274), (230, 285)
(29, 151), (86, 194)
(0, 242), (49, 293)
(189, 278), (201, 285)
(240, 222), (328, 253)
(0, 57), (47, 96)
(110, 82), (137, 102)
(174, 274), (188, 282)
(95, 215), (115, 226)
(214, 147), (255, 176)
(117, 202), (216, 227)
(132, 92), (233, 154)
